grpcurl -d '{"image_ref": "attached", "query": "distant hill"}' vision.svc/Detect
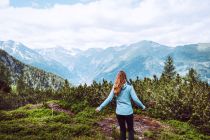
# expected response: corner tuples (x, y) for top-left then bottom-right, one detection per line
(0, 49), (65, 90)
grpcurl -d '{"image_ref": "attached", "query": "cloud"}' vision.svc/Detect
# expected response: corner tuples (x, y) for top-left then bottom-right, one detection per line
(0, 0), (210, 50)
(0, 0), (9, 8)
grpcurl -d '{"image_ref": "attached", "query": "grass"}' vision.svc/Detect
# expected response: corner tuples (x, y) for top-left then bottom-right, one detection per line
(1, 100), (210, 140)
(143, 130), (154, 138)
(0, 101), (107, 140)
(157, 120), (210, 140)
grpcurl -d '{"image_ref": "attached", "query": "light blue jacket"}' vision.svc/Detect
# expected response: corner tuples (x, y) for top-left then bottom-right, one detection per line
(97, 82), (145, 115)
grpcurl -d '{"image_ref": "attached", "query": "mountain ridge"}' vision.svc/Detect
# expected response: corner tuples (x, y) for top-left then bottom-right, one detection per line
(0, 40), (209, 84)
(0, 40), (72, 80)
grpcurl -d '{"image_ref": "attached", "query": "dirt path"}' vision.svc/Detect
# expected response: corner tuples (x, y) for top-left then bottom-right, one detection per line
(47, 103), (74, 116)
(97, 114), (164, 140)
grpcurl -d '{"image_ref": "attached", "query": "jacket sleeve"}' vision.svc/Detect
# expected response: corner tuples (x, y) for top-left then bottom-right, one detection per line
(97, 87), (114, 111)
(130, 86), (145, 109)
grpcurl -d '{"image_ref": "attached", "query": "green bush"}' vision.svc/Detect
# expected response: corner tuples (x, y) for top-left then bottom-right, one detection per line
(132, 72), (210, 135)
(159, 120), (210, 140)
(143, 130), (154, 138)
(73, 107), (103, 125)
(0, 103), (107, 139)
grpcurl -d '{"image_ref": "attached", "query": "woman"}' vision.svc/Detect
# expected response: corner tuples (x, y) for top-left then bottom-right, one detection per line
(96, 70), (146, 140)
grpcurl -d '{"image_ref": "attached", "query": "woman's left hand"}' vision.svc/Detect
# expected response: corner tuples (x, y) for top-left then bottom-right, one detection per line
(95, 108), (100, 112)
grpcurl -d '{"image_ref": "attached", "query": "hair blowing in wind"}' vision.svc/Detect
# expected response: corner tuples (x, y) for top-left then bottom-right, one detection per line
(114, 71), (127, 96)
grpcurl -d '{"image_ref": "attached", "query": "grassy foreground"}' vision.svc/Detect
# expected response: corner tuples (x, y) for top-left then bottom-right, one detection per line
(0, 100), (107, 140)
(0, 100), (209, 140)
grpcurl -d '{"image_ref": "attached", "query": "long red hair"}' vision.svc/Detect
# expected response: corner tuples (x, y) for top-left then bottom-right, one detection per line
(114, 71), (127, 96)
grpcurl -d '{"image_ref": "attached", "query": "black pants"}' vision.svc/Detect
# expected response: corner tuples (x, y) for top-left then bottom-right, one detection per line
(116, 114), (134, 140)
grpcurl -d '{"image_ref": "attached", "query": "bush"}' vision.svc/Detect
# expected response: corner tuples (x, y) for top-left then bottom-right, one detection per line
(143, 130), (154, 138)
(132, 74), (210, 135)
(159, 120), (210, 140)
(0, 102), (107, 139)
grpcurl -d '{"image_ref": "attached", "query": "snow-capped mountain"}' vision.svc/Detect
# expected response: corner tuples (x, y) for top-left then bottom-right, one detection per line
(34, 47), (82, 82)
(95, 42), (210, 83)
(35, 47), (81, 71)
(39, 40), (209, 84)
(1, 40), (209, 84)
(0, 40), (41, 61)
(0, 40), (72, 80)
(87, 41), (170, 82)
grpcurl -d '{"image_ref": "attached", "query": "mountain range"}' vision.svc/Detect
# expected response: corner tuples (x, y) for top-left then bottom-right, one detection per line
(0, 40), (209, 85)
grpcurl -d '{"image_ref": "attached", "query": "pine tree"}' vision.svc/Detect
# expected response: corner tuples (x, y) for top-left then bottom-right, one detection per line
(0, 62), (11, 92)
(187, 68), (199, 83)
(64, 79), (70, 90)
(161, 56), (176, 80)
(16, 73), (25, 94)
(153, 74), (158, 82)
(176, 74), (181, 84)
(59, 79), (71, 100)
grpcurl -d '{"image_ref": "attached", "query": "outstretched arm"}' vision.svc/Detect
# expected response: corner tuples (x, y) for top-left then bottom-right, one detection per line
(130, 86), (145, 109)
(97, 87), (114, 111)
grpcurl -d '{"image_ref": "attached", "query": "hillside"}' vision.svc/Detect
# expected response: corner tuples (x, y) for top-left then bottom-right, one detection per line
(0, 40), (72, 80)
(0, 49), (65, 90)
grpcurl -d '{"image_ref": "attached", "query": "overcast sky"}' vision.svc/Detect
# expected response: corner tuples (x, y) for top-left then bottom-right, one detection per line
(0, 0), (210, 50)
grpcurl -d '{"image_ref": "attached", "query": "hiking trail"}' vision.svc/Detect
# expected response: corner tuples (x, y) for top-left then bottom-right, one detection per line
(97, 114), (167, 140)
(47, 102), (74, 116)
(47, 103), (166, 140)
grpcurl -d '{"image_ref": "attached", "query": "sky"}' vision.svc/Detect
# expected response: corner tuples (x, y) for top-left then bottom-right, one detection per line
(0, 0), (210, 50)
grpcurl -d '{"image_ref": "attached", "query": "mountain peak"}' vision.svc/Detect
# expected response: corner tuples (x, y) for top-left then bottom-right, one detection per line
(129, 40), (169, 48)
